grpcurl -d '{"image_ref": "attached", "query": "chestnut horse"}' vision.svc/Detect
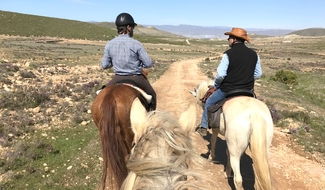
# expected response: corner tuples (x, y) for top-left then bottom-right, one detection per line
(190, 79), (274, 190)
(91, 84), (150, 190)
(121, 98), (213, 190)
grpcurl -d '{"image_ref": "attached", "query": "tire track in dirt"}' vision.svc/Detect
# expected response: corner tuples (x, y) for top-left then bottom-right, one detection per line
(152, 58), (325, 190)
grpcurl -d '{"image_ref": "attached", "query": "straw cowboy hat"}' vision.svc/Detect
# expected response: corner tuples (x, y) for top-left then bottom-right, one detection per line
(224, 27), (251, 43)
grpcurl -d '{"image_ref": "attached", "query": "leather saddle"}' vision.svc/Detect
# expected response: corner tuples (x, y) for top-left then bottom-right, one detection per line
(97, 79), (153, 111)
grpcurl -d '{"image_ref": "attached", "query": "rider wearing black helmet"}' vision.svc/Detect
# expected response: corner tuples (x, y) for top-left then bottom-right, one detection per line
(115, 12), (136, 25)
(100, 13), (157, 110)
(115, 13), (137, 37)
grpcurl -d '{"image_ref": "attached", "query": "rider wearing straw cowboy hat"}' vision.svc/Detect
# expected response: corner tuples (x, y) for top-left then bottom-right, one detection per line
(100, 13), (157, 110)
(197, 27), (262, 136)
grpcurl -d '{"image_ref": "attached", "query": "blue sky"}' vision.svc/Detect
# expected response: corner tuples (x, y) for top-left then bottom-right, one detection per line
(1, 0), (325, 30)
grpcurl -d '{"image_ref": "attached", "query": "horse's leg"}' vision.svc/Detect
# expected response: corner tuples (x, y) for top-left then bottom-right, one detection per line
(226, 131), (249, 190)
(208, 128), (219, 162)
(224, 148), (231, 179)
(229, 153), (243, 189)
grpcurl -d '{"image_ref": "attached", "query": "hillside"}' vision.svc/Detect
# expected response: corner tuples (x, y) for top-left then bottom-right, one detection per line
(0, 10), (115, 40)
(288, 28), (325, 36)
(0, 10), (183, 41)
(2, 10), (323, 40)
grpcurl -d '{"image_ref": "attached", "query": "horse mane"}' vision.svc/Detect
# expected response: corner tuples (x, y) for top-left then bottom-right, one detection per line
(121, 100), (214, 189)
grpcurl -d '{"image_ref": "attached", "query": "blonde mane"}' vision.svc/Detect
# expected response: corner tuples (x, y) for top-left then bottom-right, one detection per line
(121, 99), (214, 190)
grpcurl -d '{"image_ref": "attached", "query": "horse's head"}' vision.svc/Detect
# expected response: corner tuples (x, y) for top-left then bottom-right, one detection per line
(123, 98), (214, 190)
(130, 98), (197, 144)
(189, 79), (214, 108)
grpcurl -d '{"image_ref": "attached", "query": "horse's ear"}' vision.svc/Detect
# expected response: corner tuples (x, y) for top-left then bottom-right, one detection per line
(179, 104), (197, 134)
(130, 98), (147, 141)
(188, 88), (197, 97)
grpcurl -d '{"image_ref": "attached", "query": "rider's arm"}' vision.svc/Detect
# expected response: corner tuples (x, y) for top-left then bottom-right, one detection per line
(254, 56), (262, 80)
(214, 54), (229, 88)
(138, 44), (152, 68)
(100, 43), (113, 69)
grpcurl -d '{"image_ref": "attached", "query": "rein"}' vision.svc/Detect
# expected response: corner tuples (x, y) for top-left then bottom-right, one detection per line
(200, 86), (216, 104)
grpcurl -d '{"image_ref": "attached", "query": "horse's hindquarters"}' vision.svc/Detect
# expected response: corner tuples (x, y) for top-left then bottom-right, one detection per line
(91, 85), (143, 190)
(222, 96), (273, 190)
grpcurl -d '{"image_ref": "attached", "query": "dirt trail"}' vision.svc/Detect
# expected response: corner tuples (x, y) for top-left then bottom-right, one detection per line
(152, 58), (325, 190)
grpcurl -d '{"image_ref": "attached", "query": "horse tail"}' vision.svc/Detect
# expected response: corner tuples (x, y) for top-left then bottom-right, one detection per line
(249, 114), (272, 190)
(99, 95), (128, 190)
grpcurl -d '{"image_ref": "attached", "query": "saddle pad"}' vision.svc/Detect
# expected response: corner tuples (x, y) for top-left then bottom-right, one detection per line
(122, 83), (152, 103)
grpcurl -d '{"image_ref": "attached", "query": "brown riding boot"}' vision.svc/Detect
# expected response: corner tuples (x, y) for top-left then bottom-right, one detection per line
(196, 126), (207, 136)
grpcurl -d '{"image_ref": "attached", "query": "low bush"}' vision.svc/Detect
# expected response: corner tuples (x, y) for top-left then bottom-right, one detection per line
(0, 85), (50, 110)
(271, 69), (298, 85)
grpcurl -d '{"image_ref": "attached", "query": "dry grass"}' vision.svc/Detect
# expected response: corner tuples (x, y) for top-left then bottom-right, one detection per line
(1, 34), (325, 189)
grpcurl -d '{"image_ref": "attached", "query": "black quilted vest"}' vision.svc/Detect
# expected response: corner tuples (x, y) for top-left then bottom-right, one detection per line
(219, 43), (258, 93)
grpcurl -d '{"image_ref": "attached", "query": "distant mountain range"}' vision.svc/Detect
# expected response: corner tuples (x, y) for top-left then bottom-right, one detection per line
(145, 24), (294, 38)
(1, 10), (324, 40)
(145, 24), (325, 39)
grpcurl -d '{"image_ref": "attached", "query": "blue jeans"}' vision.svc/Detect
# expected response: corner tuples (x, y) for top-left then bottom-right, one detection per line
(200, 89), (226, 129)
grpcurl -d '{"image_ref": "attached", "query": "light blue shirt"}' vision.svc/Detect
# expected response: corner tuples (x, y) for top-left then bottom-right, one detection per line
(214, 54), (262, 87)
(101, 34), (152, 75)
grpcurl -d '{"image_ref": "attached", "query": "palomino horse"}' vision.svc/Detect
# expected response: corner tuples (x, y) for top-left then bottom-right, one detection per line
(190, 79), (274, 190)
(121, 98), (213, 190)
(91, 83), (151, 190)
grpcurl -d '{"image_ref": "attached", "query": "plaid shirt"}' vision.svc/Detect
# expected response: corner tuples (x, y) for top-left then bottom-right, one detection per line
(101, 34), (152, 75)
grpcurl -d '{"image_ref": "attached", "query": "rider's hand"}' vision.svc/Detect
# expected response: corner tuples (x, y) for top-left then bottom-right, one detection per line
(208, 85), (215, 89)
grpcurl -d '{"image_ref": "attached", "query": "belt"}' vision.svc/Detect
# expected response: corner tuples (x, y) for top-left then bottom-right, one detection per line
(115, 74), (143, 76)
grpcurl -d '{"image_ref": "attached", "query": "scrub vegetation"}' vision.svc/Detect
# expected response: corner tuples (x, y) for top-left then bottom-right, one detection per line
(1, 10), (325, 189)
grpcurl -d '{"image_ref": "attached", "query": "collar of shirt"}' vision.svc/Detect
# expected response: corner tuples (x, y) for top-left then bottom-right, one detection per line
(118, 34), (130, 38)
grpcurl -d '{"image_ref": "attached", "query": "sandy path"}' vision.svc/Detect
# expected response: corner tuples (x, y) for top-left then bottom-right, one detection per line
(151, 58), (325, 190)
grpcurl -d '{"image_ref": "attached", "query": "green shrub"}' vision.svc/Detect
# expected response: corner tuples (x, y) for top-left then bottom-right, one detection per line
(0, 85), (50, 110)
(0, 62), (19, 72)
(271, 70), (298, 85)
(20, 70), (37, 78)
(281, 110), (311, 124)
(54, 84), (72, 98)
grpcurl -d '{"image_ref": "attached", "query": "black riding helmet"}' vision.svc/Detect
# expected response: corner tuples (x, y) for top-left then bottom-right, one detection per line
(115, 13), (137, 27)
